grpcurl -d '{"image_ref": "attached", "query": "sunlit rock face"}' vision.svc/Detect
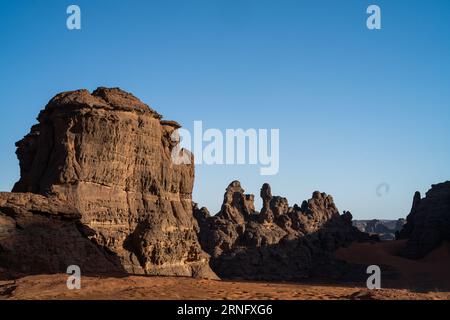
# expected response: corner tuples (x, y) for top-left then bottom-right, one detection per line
(1, 87), (217, 279)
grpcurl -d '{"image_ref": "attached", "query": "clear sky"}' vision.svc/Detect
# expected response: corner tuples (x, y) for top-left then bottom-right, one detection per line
(1, 0), (449, 219)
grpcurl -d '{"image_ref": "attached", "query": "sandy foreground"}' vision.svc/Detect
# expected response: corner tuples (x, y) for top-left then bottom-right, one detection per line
(1, 274), (449, 300)
(1, 240), (450, 300)
(335, 240), (450, 290)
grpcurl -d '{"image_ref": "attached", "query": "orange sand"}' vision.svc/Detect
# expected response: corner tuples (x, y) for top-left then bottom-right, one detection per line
(1, 240), (449, 300)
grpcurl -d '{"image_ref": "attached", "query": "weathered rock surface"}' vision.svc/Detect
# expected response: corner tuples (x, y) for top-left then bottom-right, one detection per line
(0, 192), (124, 276)
(194, 181), (376, 281)
(396, 181), (450, 259)
(0, 87), (217, 279)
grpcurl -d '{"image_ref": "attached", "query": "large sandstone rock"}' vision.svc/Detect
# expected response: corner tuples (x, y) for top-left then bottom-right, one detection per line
(0, 87), (217, 279)
(194, 181), (375, 281)
(397, 181), (450, 259)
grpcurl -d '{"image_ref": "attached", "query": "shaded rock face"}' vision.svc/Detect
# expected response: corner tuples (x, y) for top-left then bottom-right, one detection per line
(195, 181), (375, 281)
(397, 181), (450, 259)
(0, 192), (124, 276)
(0, 87), (217, 279)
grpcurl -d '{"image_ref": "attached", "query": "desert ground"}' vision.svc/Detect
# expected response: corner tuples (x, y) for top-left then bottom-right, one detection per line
(335, 240), (450, 290)
(1, 240), (449, 300)
(2, 274), (450, 300)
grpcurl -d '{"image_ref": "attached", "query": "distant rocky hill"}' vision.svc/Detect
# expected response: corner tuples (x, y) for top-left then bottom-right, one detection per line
(353, 219), (406, 240)
(354, 182), (450, 257)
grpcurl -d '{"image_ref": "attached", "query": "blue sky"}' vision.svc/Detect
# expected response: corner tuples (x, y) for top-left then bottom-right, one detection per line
(1, 0), (449, 219)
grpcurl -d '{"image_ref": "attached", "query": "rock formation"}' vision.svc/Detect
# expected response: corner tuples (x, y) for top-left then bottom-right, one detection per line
(0, 87), (217, 279)
(396, 181), (450, 258)
(0, 87), (385, 282)
(194, 181), (375, 281)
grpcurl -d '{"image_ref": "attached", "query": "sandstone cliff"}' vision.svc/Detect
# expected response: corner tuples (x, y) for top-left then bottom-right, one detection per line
(0, 87), (217, 279)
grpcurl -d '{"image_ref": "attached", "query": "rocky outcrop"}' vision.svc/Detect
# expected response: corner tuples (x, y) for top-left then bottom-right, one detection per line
(0, 87), (217, 279)
(195, 181), (375, 281)
(397, 181), (450, 259)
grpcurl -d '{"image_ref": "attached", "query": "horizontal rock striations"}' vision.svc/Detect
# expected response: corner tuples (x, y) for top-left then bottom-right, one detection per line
(1, 87), (217, 279)
(397, 181), (450, 259)
(194, 181), (375, 281)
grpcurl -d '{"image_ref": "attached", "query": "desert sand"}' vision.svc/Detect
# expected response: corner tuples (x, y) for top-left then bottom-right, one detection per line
(1, 240), (449, 300)
(1, 273), (449, 300)
(335, 240), (450, 290)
